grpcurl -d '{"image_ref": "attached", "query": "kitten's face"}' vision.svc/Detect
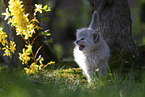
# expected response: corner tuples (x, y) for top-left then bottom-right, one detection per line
(75, 28), (99, 52)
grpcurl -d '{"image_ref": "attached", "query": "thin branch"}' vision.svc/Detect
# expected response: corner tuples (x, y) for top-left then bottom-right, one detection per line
(31, 33), (40, 45)
(43, 62), (50, 69)
(34, 44), (44, 59)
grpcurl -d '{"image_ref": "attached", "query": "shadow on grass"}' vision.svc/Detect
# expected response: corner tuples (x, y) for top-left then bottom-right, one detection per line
(0, 64), (145, 97)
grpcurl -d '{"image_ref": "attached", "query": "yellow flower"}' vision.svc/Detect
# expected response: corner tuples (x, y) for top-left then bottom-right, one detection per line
(2, 8), (11, 20)
(30, 62), (39, 69)
(8, 0), (29, 39)
(35, 4), (43, 13)
(36, 55), (44, 64)
(42, 5), (51, 11)
(27, 62), (39, 74)
(3, 45), (11, 57)
(48, 61), (55, 65)
(0, 27), (15, 57)
(10, 41), (16, 53)
(19, 48), (31, 64)
(0, 27), (8, 46)
(39, 58), (44, 65)
(26, 44), (32, 53)
(26, 24), (35, 39)
(24, 62), (44, 74)
(39, 64), (43, 70)
(3, 0), (51, 41)
(44, 7), (51, 12)
(24, 67), (30, 74)
(2, 0), (53, 74)
(19, 44), (32, 64)
(31, 17), (39, 23)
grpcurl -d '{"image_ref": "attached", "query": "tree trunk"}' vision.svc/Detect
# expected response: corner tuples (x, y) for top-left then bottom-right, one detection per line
(88, 0), (142, 71)
(88, 0), (140, 55)
(88, 0), (140, 56)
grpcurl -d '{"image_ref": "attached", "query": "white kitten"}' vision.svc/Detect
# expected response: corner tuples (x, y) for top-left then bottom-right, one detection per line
(73, 11), (110, 83)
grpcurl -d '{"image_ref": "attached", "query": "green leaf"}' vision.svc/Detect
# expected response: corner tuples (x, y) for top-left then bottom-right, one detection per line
(41, 31), (51, 36)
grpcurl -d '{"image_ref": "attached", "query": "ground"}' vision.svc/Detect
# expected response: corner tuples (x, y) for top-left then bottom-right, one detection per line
(0, 62), (145, 97)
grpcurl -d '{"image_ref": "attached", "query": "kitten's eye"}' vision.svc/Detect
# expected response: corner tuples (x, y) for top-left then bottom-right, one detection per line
(81, 38), (84, 40)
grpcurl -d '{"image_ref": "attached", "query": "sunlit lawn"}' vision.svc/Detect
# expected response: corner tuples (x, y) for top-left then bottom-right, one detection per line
(0, 64), (145, 97)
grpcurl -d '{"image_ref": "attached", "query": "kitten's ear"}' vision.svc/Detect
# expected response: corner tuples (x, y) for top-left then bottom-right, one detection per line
(89, 11), (98, 30)
(92, 32), (99, 42)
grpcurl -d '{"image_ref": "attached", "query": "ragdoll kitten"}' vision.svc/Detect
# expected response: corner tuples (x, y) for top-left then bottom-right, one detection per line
(73, 11), (110, 83)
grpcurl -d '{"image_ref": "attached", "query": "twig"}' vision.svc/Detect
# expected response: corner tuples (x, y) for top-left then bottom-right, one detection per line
(34, 44), (44, 59)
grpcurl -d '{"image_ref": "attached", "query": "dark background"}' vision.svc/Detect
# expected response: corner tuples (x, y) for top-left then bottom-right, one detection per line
(0, 0), (145, 61)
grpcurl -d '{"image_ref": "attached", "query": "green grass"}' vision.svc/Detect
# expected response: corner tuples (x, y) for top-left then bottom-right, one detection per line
(0, 65), (145, 97)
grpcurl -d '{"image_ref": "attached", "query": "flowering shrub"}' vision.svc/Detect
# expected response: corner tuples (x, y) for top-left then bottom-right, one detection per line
(0, 27), (16, 57)
(1, 0), (54, 74)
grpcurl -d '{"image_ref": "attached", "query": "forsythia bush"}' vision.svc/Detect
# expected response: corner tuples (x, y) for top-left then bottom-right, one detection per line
(1, 0), (55, 74)
(0, 27), (16, 57)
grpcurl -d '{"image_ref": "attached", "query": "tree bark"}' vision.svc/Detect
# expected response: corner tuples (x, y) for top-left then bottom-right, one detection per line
(87, 0), (143, 73)
(88, 0), (140, 56)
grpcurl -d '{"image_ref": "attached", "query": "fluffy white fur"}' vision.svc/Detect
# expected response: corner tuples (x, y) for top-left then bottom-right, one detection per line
(73, 11), (110, 83)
